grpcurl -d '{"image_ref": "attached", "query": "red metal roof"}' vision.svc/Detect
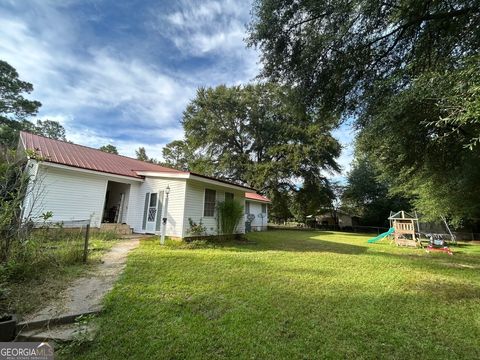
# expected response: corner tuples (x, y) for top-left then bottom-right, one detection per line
(245, 192), (271, 203)
(20, 131), (186, 179)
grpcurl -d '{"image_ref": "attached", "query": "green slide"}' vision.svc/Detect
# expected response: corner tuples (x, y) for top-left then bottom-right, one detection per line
(367, 227), (395, 243)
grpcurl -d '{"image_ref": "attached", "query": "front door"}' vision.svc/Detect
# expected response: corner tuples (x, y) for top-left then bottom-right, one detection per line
(146, 192), (158, 232)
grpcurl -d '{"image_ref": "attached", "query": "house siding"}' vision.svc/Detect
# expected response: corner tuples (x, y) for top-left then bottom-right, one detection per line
(25, 163), (139, 227)
(129, 177), (187, 237)
(23, 161), (251, 238)
(183, 180), (246, 237)
(245, 200), (269, 231)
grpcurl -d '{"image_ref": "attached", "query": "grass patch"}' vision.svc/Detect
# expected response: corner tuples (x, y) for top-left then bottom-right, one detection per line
(1, 232), (118, 318)
(64, 231), (480, 359)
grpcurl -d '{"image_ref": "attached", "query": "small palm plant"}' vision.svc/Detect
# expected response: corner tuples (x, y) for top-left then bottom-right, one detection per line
(216, 200), (244, 240)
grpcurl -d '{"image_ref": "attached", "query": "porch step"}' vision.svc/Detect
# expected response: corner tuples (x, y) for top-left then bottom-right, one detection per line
(16, 323), (96, 342)
(16, 311), (100, 342)
(99, 223), (133, 235)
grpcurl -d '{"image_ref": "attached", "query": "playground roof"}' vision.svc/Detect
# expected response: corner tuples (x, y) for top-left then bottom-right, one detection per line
(388, 210), (418, 220)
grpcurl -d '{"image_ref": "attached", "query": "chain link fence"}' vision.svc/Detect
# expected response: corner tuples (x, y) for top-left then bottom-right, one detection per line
(31, 220), (91, 263)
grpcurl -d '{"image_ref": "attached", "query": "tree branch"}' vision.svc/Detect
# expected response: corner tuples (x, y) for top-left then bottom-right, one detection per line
(366, 7), (478, 49)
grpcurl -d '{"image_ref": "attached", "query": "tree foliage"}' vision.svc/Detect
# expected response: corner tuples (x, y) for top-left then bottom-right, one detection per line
(135, 147), (149, 162)
(173, 83), (340, 189)
(249, 1), (480, 222)
(163, 83), (341, 219)
(249, 0), (480, 115)
(289, 180), (334, 223)
(0, 60), (41, 122)
(342, 157), (411, 226)
(99, 144), (119, 155)
(0, 148), (30, 262)
(34, 119), (66, 141)
(162, 140), (191, 171)
(0, 60), (66, 147)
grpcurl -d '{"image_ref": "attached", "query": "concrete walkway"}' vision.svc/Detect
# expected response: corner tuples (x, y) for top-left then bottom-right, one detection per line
(17, 237), (140, 341)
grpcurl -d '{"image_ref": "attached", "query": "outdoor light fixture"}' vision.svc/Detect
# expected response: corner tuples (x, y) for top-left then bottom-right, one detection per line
(160, 185), (170, 245)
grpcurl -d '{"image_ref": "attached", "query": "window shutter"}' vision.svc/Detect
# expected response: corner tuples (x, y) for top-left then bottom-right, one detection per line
(155, 191), (164, 232)
(142, 192), (150, 230)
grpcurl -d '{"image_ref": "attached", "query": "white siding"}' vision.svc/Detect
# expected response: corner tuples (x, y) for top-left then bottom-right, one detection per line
(27, 165), (105, 226)
(183, 180), (246, 237)
(245, 200), (269, 231)
(128, 177), (187, 237)
(25, 164), (138, 227)
(23, 161), (250, 239)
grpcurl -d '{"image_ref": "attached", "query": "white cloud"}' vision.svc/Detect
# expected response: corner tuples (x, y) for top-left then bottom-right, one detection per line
(157, 0), (253, 57)
(0, 0), (261, 170)
(0, 5), (194, 155)
(64, 127), (169, 160)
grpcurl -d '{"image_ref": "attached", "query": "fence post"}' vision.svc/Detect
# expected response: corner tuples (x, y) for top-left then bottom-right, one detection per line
(83, 223), (90, 264)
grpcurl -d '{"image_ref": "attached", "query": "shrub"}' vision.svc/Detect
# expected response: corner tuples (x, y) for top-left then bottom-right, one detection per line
(0, 148), (31, 262)
(216, 200), (244, 239)
(188, 218), (207, 236)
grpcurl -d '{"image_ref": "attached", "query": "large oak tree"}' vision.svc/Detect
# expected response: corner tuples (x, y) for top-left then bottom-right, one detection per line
(163, 83), (341, 220)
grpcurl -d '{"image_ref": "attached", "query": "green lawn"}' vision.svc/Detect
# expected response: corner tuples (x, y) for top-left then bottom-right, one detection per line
(65, 231), (480, 359)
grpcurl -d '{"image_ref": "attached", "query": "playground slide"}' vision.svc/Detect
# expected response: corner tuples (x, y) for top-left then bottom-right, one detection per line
(367, 227), (395, 243)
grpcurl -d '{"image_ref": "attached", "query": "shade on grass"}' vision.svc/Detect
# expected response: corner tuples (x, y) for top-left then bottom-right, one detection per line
(65, 231), (480, 359)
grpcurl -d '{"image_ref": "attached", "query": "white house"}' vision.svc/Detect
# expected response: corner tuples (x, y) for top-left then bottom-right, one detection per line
(245, 193), (270, 231)
(19, 132), (270, 238)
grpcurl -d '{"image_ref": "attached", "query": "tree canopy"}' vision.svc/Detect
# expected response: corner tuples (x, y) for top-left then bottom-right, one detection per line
(179, 83), (340, 189)
(342, 156), (411, 226)
(0, 60), (41, 122)
(99, 144), (119, 155)
(162, 140), (191, 171)
(249, 1), (480, 115)
(0, 60), (66, 147)
(162, 83), (341, 221)
(135, 147), (149, 162)
(249, 1), (480, 223)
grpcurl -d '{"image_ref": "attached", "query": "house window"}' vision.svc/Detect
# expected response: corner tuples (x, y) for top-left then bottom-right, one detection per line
(225, 192), (234, 202)
(261, 204), (267, 214)
(245, 201), (250, 214)
(203, 189), (216, 217)
(149, 193), (157, 207)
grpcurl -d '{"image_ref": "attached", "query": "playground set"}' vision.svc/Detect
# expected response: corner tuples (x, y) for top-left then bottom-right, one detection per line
(367, 210), (454, 255)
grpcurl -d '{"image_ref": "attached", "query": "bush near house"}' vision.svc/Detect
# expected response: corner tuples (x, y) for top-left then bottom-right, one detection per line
(216, 200), (244, 240)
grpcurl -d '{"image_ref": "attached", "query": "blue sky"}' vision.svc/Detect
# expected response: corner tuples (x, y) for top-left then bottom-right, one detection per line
(0, 0), (354, 179)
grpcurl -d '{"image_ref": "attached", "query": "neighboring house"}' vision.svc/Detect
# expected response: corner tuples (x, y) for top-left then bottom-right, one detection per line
(19, 132), (265, 238)
(314, 211), (359, 229)
(245, 193), (270, 231)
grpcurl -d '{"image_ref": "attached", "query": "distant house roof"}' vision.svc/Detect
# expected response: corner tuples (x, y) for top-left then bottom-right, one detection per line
(245, 193), (271, 203)
(19, 132), (255, 192)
